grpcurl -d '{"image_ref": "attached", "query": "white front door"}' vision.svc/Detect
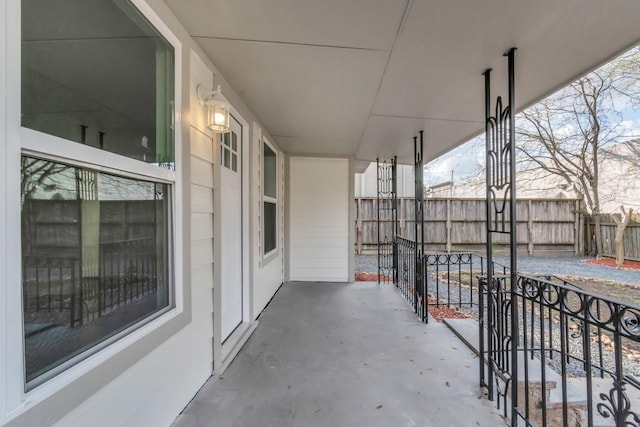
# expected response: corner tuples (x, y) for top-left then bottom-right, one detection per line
(220, 115), (243, 340)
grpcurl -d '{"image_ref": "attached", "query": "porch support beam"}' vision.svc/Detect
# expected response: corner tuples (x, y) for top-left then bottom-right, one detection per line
(482, 47), (518, 422)
(414, 131), (425, 319)
(506, 46), (519, 427)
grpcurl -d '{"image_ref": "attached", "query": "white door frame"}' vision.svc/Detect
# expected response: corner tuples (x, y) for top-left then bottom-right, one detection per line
(213, 105), (252, 369)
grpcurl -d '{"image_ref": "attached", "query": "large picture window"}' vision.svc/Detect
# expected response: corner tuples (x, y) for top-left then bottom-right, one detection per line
(263, 141), (277, 255)
(21, 157), (171, 385)
(20, 0), (177, 388)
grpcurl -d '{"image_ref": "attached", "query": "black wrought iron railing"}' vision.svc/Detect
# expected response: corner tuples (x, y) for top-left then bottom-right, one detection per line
(23, 238), (158, 328)
(22, 256), (82, 328)
(96, 239), (158, 319)
(423, 252), (508, 322)
(479, 273), (640, 427)
(393, 245), (489, 323)
(395, 236), (417, 309)
(398, 250), (502, 324)
(390, 246), (640, 426)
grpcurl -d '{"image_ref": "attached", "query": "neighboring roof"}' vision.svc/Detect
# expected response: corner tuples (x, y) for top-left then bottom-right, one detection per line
(354, 162), (415, 198)
(428, 181), (453, 190)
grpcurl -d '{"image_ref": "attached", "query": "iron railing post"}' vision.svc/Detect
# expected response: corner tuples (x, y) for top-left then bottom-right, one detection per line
(482, 48), (518, 417)
(414, 133), (425, 320)
(377, 158), (381, 284)
(506, 47), (519, 426)
(391, 158), (397, 284)
(482, 68), (492, 397)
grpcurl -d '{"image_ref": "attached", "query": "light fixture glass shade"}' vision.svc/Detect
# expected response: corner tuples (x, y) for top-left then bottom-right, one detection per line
(207, 101), (230, 133)
(206, 85), (230, 133)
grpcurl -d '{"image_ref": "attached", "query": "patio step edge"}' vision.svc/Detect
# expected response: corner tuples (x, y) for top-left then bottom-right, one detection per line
(442, 318), (481, 356)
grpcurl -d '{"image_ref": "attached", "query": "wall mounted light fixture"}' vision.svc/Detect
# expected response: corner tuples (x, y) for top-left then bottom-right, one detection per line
(196, 84), (230, 133)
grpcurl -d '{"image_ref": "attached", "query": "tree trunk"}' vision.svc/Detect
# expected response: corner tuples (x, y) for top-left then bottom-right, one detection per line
(611, 206), (633, 266)
(593, 214), (603, 258)
(614, 227), (625, 266)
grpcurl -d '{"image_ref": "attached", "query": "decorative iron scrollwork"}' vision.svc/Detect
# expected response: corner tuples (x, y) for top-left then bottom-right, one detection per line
(597, 378), (640, 426)
(486, 96), (512, 234)
(402, 259), (409, 284)
(568, 317), (584, 339)
(621, 308), (640, 338)
(376, 157), (398, 284)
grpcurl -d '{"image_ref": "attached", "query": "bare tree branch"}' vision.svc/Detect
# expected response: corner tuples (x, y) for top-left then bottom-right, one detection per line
(514, 46), (640, 256)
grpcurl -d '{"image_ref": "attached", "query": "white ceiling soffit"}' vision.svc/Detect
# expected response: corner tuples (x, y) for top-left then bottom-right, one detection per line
(166, 0), (640, 165)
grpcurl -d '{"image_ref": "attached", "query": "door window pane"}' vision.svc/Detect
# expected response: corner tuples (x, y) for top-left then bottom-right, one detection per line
(263, 201), (277, 254)
(21, 156), (171, 386)
(21, 0), (175, 167)
(224, 147), (230, 169)
(263, 143), (277, 199)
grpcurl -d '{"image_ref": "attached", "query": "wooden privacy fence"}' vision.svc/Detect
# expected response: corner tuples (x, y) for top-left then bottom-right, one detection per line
(593, 217), (640, 261)
(355, 197), (584, 255)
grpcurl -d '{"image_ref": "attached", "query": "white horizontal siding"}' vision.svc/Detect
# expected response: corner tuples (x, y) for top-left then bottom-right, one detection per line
(290, 257), (348, 269)
(191, 213), (213, 241)
(289, 225), (348, 237)
(285, 246), (347, 258)
(289, 157), (349, 282)
(190, 157), (213, 187)
(191, 263), (214, 291)
(191, 127), (213, 163)
(191, 184), (213, 213)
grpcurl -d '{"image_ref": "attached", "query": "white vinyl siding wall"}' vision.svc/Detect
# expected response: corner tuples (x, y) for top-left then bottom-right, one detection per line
(289, 157), (349, 282)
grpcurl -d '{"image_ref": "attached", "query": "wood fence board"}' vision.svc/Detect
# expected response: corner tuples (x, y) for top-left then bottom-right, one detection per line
(356, 197), (583, 255)
(599, 223), (640, 260)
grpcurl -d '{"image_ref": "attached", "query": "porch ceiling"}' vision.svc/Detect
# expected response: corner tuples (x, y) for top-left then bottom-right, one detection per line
(166, 0), (640, 169)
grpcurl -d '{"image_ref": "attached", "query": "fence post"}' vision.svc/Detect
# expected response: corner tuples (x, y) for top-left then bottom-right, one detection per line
(527, 199), (533, 255)
(399, 198), (405, 236)
(356, 198), (362, 254)
(574, 199), (579, 255)
(587, 215), (593, 256)
(446, 198), (452, 253)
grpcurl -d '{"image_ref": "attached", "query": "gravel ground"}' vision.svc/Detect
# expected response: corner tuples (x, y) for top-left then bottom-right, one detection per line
(494, 255), (640, 286)
(355, 254), (379, 274)
(356, 254), (640, 286)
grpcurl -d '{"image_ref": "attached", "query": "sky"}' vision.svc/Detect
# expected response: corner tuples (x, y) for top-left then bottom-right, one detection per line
(424, 93), (640, 188)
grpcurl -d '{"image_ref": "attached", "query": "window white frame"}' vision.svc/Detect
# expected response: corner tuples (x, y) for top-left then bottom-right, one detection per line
(262, 138), (278, 259)
(2, 0), (185, 419)
(1, 0), (10, 417)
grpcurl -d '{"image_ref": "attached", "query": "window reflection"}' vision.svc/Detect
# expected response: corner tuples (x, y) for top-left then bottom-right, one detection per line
(21, 0), (175, 167)
(263, 144), (277, 198)
(21, 156), (171, 385)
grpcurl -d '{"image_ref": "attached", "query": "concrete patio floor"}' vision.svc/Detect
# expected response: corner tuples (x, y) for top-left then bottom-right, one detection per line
(172, 282), (505, 427)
